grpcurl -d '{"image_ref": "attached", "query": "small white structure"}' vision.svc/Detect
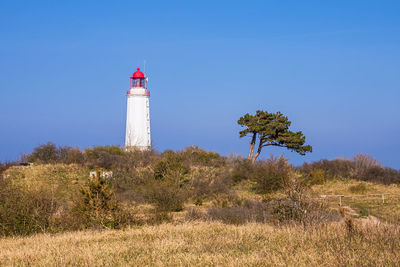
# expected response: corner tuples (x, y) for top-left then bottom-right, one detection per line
(125, 68), (151, 150)
(89, 171), (113, 179)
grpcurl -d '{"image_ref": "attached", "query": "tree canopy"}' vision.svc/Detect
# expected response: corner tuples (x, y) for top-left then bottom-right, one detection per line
(238, 110), (312, 163)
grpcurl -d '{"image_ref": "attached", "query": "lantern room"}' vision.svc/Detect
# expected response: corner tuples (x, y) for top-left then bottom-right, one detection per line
(130, 67), (147, 88)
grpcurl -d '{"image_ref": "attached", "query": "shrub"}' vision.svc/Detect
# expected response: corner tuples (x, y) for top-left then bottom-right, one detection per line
(59, 147), (85, 164)
(71, 173), (129, 229)
(28, 142), (59, 163)
(297, 158), (357, 180)
(251, 156), (291, 194)
(361, 166), (400, 184)
(297, 154), (400, 185)
(230, 157), (253, 183)
(144, 151), (191, 212)
(144, 179), (190, 212)
(111, 167), (153, 195)
(303, 168), (325, 185)
(27, 143), (85, 165)
(153, 150), (189, 180)
(108, 149), (159, 201)
(178, 146), (227, 167)
(190, 168), (232, 200)
(0, 177), (58, 236)
(272, 177), (338, 227)
(85, 146), (126, 169)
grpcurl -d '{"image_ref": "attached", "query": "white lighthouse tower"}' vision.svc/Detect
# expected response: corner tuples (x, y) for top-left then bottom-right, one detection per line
(125, 68), (151, 150)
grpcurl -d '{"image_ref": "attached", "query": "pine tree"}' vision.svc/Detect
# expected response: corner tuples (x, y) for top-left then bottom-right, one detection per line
(78, 172), (120, 228)
(238, 110), (312, 163)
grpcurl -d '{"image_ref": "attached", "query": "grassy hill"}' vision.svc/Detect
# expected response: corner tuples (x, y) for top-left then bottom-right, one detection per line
(1, 145), (400, 265)
(3, 161), (400, 225)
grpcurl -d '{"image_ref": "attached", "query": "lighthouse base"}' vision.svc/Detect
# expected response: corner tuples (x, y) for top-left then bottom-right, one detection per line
(124, 145), (151, 152)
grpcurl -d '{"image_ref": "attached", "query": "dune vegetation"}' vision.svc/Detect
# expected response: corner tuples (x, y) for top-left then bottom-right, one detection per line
(1, 143), (400, 266)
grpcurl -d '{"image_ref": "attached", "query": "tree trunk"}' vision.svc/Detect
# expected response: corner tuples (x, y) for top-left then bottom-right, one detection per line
(252, 142), (263, 164)
(247, 133), (256, 160)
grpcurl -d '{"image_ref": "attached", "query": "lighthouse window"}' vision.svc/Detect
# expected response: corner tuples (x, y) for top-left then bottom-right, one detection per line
(132, 79), (146, 87)
(130, 77), (147, 88)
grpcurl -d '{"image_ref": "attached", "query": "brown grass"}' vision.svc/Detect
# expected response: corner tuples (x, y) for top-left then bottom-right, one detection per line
(0, 222), (399, 266)
(312, 179), (400, 223)
(4, 164), (87, 203)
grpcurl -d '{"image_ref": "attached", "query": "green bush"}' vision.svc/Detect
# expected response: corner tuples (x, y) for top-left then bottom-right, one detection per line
(152, 150), (189, 181)
(0, 177), (58, 236)
(28, 142), (59, 163)
(71, 173), (129, 229)
(106, 149), (159, 202)
(144, 179), (189, 212)
(27, 142), (85, 164)
(230, 157), (253, 183)
(111, 167), (153, 195)
(297, 159), (355, 180)
(145, 151), (191, 212)
(251, 156), (291, 194)
(85, 146), (126, 169)
(303, 169), (325, 185)
(190, 168), (232, 200)
(178, 146), (227, 167)
(27, 143), (162, 170)
(59, 147), (85, 164)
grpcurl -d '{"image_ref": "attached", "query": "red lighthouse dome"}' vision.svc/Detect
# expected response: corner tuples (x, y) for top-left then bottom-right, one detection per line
(131, 68), (145, 79)
(130, 67), (147, 88)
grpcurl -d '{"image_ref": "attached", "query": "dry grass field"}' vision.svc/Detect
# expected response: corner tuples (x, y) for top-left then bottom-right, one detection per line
(1, 221), (400, 266)
(2, 150), (400, 266)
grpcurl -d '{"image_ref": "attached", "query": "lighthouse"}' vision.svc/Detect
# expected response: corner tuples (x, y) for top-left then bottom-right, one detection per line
(125, 68), (151, 150)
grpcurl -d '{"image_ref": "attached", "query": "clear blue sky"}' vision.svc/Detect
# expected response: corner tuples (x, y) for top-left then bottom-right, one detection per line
(1, 1), (399, 168)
